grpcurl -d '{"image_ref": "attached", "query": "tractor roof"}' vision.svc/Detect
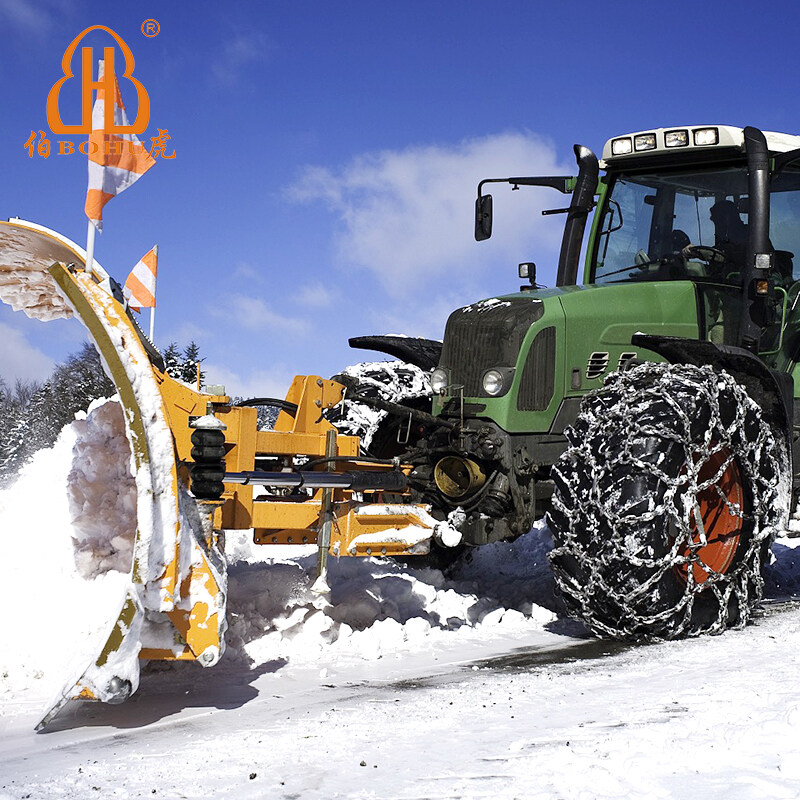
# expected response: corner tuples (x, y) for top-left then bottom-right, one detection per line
(601, 125), (800, 167)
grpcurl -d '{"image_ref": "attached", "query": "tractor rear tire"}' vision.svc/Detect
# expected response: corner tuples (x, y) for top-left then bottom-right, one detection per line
(547, 362), (789, 641)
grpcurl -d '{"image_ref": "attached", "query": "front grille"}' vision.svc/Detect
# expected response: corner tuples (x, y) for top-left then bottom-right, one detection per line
(517, 326), (556, 411)
(439, 297), (545, 396)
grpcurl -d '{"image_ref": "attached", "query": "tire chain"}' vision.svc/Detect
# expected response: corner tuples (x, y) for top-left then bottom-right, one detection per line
(548, 362), (790, 641)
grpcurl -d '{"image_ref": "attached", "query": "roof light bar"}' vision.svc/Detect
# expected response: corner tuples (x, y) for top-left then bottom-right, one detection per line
(602, 125), (760, 162)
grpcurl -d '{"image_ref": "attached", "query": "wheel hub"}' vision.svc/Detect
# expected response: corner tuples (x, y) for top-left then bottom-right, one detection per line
(676, 447), (745, 586)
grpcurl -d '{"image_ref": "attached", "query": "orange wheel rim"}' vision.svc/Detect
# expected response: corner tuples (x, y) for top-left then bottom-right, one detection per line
(676, 447), (745, 586)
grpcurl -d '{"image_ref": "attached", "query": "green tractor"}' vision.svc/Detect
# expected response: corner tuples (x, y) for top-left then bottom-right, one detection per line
(345, 125), (800, 642)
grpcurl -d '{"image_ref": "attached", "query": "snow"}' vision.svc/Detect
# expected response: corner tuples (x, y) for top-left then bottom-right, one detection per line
(0, 418), (132, 707)
(67, 398), (137, 578)
(0, 219), (112, 322)
(459, 297), (513, 313)
(331, 360), (432, 450)
(3, 418), (800, 798)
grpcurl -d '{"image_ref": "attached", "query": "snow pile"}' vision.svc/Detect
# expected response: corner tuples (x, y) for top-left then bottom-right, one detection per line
(0, 401), (558, 713)
(223, 518), (557, 668)
(67, 398), (137, 577)
(3, 397), (799, 731)
(0, 414), (131, 703)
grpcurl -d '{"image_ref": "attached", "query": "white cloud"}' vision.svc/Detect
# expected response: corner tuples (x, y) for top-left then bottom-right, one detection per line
(164, 321), (207, 347)
(0, 321), (54, 382)
(212, 32), (272, 85)
(211, 294), (310, 335)
(363, 289), (479, 343)
(294, 282), (337, 309)
(232, 262), (262, 282)
(290, 132), (569, 294)
(0, 0), (54, 34)
(202, 361), (294, 401)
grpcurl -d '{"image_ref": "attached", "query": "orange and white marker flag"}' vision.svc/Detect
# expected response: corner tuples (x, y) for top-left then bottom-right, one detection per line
(124, 246), (158, 311)
(85, 60), (156, 231)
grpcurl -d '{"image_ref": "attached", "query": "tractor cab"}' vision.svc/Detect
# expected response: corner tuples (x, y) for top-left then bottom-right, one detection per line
(592, 126), (800, 287)
(591, 126), (800, 353)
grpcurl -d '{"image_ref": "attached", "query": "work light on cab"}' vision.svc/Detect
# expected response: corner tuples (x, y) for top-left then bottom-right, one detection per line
(634, 133), (657, 151)
(611, 137), (633, 155)
(665, 129), (689, 147)
(693, 127), (719, 146)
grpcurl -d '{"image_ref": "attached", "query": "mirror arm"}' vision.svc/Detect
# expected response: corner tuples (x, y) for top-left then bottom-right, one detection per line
(477, 176), (574, 199)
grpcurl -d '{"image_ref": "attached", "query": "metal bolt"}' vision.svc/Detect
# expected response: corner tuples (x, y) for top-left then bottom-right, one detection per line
(366, 548), (372, 555)
(316, 378), (324, 387)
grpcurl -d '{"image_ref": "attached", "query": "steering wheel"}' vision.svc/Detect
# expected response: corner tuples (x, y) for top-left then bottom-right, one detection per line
(681, 244), (727, 266)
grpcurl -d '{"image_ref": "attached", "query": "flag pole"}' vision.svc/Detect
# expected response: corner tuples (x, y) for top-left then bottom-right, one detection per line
(85, 219), (96, 278)
(149, 244), (158, 342)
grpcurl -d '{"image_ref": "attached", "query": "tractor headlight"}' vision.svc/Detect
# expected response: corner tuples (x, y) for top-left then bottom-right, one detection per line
(482, 368), (507, 396)
(431, 367), (449, 394)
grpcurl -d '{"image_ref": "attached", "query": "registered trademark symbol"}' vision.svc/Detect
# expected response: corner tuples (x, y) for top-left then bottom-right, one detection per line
(142, 19), (160, 37)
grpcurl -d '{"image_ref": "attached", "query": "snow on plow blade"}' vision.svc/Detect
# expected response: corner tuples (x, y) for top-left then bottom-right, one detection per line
(0, 220), (226, 730)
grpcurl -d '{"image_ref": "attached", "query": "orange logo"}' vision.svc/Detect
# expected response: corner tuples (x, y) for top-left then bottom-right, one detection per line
(46, 25), (150, 135)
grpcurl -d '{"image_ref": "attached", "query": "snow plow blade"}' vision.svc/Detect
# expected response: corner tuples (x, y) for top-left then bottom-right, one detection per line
(0, 219), (448, 728)
(0, 220), (226, 729)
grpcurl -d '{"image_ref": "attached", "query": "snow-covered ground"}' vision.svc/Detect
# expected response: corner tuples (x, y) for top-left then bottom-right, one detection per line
(2, 408), (800, 799)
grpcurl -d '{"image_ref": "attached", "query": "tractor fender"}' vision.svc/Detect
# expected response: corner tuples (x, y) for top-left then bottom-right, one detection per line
(348, 335), (442, 371)
(631, 333), (793, 455)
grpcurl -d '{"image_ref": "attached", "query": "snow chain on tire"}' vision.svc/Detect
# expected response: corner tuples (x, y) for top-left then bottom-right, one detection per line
(548, 362), (790, 641)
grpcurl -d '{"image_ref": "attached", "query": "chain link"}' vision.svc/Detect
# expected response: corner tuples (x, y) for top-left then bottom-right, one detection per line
(549, 362), (789, 641)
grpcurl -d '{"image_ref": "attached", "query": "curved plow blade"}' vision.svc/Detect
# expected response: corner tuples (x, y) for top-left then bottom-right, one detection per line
(0, 219), (226, 729)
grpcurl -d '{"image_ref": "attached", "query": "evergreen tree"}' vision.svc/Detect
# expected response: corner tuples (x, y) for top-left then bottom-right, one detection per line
(180, 341), (204, 387)
(163, 343), (181, 376)
(162, 341), (205, 388)
(1, 338), (207, 485)
(0, 343), (113, 486)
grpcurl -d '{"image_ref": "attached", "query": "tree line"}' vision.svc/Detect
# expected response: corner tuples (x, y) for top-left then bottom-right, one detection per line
(0, 341), (204, 486)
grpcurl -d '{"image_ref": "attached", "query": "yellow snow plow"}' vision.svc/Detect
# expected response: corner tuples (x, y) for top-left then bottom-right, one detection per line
(0, 219), (442, 729)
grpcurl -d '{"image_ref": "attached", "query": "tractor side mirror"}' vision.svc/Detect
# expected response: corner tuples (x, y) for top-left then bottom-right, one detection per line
(475, 194), (493, 241)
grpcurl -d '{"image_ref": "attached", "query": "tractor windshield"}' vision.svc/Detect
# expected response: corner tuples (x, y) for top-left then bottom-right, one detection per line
(591, 165), (800, 286)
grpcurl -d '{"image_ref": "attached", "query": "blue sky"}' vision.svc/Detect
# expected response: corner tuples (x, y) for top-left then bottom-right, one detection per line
(2, 0), (799, 397)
